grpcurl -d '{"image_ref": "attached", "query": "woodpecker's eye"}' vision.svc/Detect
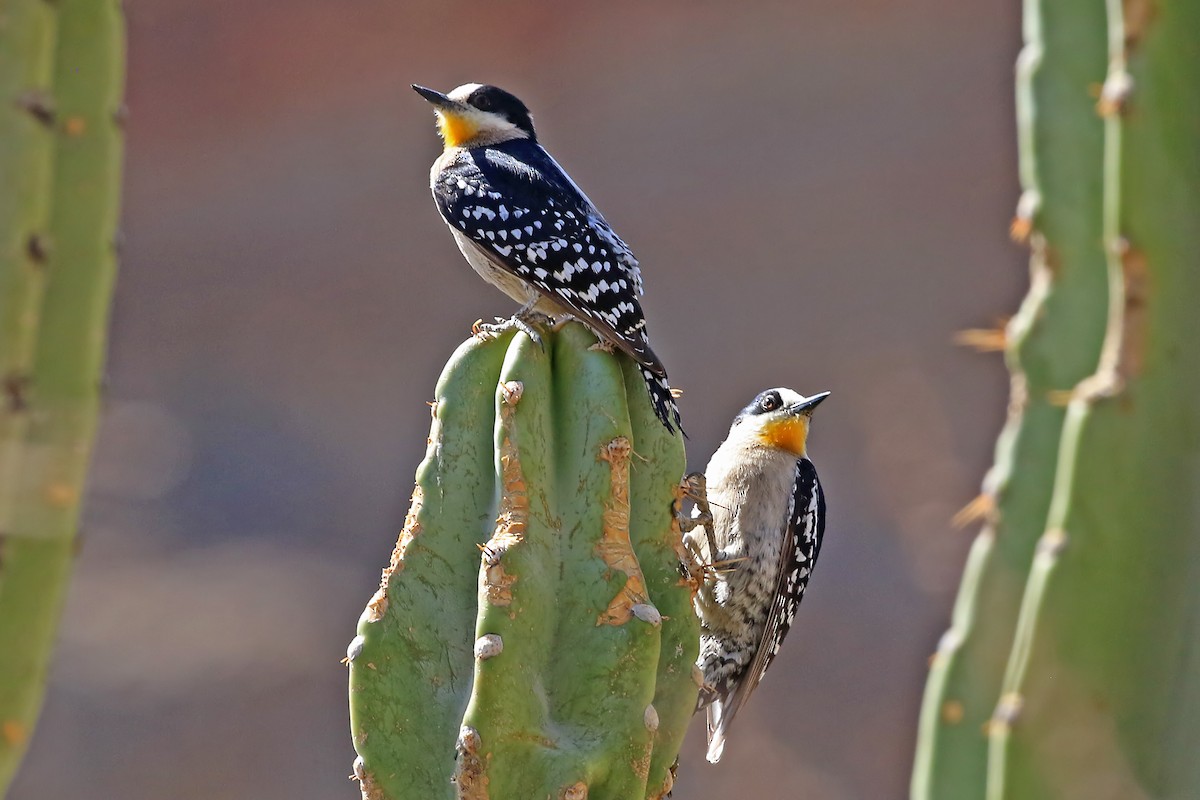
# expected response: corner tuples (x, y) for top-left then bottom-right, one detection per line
(759, 391), (782, 412)
(472, 94), (495, 112)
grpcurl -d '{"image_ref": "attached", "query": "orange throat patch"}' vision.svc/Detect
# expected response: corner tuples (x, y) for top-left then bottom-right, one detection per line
(758, 415), (809, 456)
(436, 111), (479, 149)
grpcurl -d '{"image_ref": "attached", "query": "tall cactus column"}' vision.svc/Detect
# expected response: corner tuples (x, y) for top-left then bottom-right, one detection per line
(914, 0), (1200, 798)
(0, 1), (126, 793)
(348, 323), (697, 800)
(911, 0), (1109, 794)
(986, 1), (1200, 796)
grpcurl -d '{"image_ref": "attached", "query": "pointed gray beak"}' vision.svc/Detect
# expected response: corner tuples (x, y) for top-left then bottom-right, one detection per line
(790, 391), (831, 415)
(411, 84), (459, 110)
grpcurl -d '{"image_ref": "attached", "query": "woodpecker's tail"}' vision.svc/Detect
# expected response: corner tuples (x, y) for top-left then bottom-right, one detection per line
(704, 697), (729, 763)
(641, 366), (683, 435)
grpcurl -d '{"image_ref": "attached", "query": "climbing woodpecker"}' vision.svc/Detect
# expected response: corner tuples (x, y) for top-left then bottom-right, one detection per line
(412, 82), (681, 434)
(685, 387), (830, 763)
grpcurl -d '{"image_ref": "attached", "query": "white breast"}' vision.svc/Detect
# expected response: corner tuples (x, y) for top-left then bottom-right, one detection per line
(695, 440), (797, 615)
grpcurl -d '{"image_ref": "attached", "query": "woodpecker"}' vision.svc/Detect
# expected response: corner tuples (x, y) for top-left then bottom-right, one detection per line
(412, 82), (681, 433)
(685, 387), (830, 763)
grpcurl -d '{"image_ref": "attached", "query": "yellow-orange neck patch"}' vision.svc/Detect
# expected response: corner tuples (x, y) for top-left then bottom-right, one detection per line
(758, 415), (809, 456)
(436, 110), (480, 149)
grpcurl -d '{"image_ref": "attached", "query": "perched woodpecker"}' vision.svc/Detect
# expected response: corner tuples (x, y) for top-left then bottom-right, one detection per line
(686, 387), (830, 763)
(412, 82), (681, 433)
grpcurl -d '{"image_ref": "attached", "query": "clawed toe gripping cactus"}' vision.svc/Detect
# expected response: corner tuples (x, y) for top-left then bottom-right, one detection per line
(348, 323), (698, 800)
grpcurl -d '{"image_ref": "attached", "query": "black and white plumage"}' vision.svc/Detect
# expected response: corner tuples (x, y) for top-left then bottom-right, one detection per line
(413, 82), (681, 433)
(689, 387), (829, 763)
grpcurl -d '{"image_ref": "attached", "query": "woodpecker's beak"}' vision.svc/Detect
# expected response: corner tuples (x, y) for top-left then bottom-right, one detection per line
(790, 391), (830, 415)
(412, 84), (461, 111)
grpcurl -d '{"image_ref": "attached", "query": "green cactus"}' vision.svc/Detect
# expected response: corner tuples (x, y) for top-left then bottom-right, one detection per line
(0, 1), (125, 793)
(914, 0), (1200, 797)
(911, 0), (1109, 794)
(348, 322), (696, 800)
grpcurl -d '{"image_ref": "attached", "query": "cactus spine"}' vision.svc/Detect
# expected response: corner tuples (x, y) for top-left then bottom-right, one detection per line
(0, 1), (126, 793)
(914, 0), (1200, 797)
(348, 323), (696, 800)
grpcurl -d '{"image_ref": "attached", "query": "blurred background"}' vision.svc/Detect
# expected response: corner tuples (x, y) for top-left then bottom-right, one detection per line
(10, 1), (1023, 797)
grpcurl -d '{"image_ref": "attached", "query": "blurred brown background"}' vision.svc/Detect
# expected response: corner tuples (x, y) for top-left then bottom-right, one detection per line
(10, 1), (1022, 797)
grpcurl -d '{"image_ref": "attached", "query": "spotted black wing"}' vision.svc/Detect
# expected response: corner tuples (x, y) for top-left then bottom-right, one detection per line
(722, 457), (825, 719)
(432, 144), (664, 377)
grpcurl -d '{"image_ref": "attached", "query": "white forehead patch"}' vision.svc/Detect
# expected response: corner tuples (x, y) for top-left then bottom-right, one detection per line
(448, 83), (484, 102)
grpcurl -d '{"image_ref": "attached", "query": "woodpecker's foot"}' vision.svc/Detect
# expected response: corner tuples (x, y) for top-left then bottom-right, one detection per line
(679, 472), (731, 582)
(709, 555), (746, 574)
(681, 538), (743, 581)
(679, 536), (705, 585)
(475, 312), (552, 346)
(588, 338), (617, 354)
(679, 473), (712, 527)
(678, 472), (718, 563)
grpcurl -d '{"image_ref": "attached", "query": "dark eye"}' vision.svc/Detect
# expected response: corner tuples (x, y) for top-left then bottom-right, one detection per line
(471, 91), (495, 112)
(759, 391), (781, 412)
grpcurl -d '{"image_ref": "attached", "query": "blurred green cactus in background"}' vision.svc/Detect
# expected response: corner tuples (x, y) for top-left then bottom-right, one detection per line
(348, 323), (697, 800)
(913, 0), (1200, 798)
(0, 1), (125, 794)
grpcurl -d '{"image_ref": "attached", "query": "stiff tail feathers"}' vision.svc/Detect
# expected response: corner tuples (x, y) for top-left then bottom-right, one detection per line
(705, 697), (730, 763)
(640, 365), (683, 436)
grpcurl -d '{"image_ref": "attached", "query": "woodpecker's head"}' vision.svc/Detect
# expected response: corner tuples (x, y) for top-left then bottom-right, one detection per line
(730, 388), (830, 458)
(412, 83), (536, 149)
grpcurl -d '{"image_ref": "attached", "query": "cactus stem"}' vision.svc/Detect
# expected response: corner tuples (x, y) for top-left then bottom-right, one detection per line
(911, 0), (1111, 792)
(0, 0), (125, 789)
(351, 327), (691, 799)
